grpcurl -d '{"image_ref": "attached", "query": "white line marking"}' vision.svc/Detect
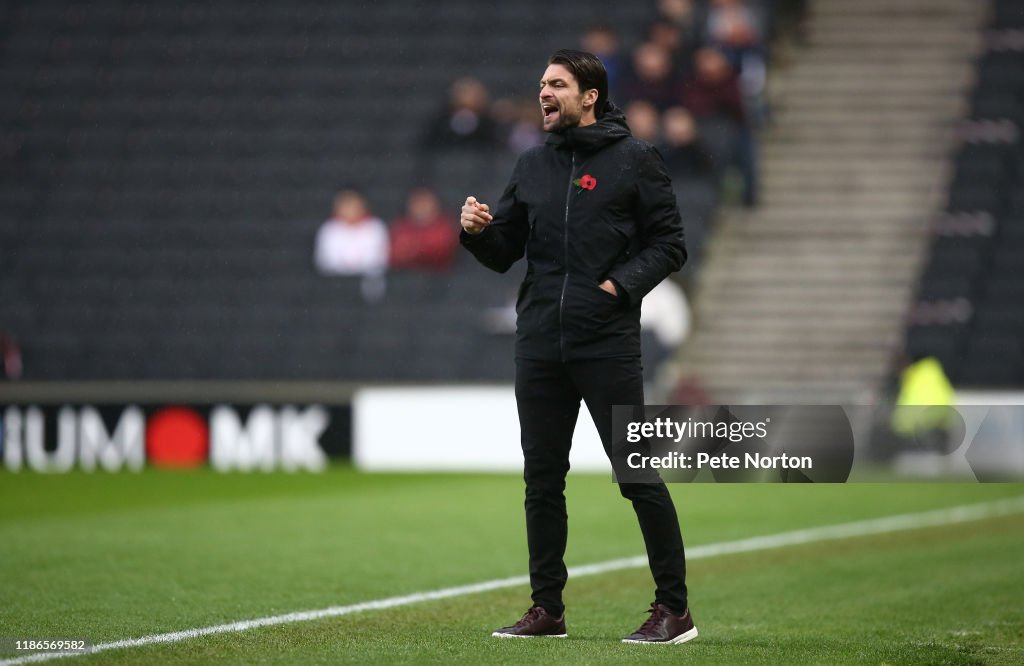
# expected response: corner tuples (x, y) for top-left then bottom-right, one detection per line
(3, 496), (1023, 665)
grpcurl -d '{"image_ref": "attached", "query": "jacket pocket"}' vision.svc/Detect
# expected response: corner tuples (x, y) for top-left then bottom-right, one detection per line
(575, 280), (623, 326)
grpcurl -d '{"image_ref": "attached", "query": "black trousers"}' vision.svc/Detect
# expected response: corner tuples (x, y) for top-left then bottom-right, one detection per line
(514, 356), (688, 618)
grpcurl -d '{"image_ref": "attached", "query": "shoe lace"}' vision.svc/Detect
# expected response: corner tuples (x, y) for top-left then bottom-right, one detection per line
(516, 606), (545, 627)
(636, 604), (669, 633)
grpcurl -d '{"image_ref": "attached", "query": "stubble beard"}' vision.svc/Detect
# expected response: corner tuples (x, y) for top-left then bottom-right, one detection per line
(543, 103), (583, 133)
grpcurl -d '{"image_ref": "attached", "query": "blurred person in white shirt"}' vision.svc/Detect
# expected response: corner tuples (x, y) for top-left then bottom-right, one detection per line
(314, 189), (389, 301)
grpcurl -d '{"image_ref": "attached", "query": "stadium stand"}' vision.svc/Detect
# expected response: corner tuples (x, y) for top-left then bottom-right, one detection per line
(673, 0), (991, 404)
(1, 0), (662, 381)
(904, 0), (1024, 387)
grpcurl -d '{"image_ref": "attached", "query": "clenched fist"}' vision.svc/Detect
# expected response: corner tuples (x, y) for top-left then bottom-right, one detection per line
(461, 196), (493, 235)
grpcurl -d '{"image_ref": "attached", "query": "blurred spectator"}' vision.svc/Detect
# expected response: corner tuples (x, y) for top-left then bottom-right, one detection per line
(684, 46), (759, 206)
(705, 0), (768, 116)
(389, 186), (459, 273)
(641, 279), (691, 348)
(648, 17), (684, 54)
(683, 47), (745, 125)
(420, 77), (501, 194)
(656, 0), (704, 45)
(314, 189), (389, 301)
(620, 42), (685, 111)
(670, 374), (712, 405)
(420, 77), (500, 152)
(640, 278), (691, 382)
(890, 356), (957, 453)
(661, 107), (717, 270)
(1, 332), (22, 380)
(706, 0), (765, 58)
(646, 18), (695, 80)
(581, 25), (626, 100)
(624, 100), (662, 144)
(660, 106), (714, 179)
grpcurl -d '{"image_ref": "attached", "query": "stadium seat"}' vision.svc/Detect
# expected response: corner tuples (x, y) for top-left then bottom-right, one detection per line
(0, 0), (681, 380)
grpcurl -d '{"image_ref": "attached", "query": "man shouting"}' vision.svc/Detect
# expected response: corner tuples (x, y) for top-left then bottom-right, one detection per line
(460, 49), (696, 645)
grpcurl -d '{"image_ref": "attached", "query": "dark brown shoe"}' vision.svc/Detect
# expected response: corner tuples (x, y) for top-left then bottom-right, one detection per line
(492, 606), (567, 638)
(622, 603), (698, 644)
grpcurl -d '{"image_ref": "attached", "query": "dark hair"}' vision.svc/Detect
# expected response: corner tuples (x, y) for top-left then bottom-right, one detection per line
(548, 49), (609, 117)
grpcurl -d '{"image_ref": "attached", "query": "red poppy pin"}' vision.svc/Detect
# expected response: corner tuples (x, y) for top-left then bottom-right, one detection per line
(573, 174), (597, 190)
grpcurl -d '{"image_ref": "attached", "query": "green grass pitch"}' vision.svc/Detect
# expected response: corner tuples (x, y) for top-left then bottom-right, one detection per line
(1, 467), (1022, 664)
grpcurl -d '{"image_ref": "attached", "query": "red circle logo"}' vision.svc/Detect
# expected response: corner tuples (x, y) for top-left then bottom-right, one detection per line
(146, 407), (209, 468)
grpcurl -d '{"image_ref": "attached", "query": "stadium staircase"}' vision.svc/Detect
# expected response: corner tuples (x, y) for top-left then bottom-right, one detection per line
(673, 0), (988, 404)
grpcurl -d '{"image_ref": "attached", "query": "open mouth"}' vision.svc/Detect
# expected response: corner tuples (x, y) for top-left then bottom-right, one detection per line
(541, 103), (558, 119)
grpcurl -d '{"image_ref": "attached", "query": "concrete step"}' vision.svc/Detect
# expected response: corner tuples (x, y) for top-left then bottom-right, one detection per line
(690, 307), (906, 327)
(776, 96), (965, 115)
(690, 318), (903, 338)
(679, 362), (884, 383)
(695, 389), (876, 405)
(765, 111), (965, 129)
(723, 214), (927, 228)
(695, 286), (915, 305)
(694, 300), (909, 319)
(685, 345), (893, 364)
(759, 169), (941, 191)
(810, 0), (978, 14)
(695, 300), (912, 317)
(758, 185), (939, 202)
(777, 76), (972, 96)
(811, 7), (978, 19)
(696, 280), (915, 298)
(688, 339), (902, 358)
(755, 192), (937, 211)
(756, 189), (935, 208)
(763, 157), (946, 174)
(693, 300), (908, 317)
(689, 320), (902, 340)
(708, 238), (922, 254)
(787, 58), (976, 75)
(783, 64), (976, 87)
(762, 143), (951, 161)
(716, 223), (926, 239)
(725, 207), (930, 224)
(698, 270), (922, 289)
(700, 248), (920, 265)
(800, 40), (980, 55)
(807, 16), (980, 31)
(765, 122), (955, 145)
(706, 230), (919, 248)
(698, 271), (916, 289)
(693, 381), (880, 404)
(693, 288), (909, 308)
(682, 348), (890, 367)
(704, 237), (921, 260)
(695, 290), (916, 309)
(805, 28), (978, 48)
(689, 365), (887, 385)
(779, 51), (979, 67)
(743, 204), (931, 221)
(687, 343), (903, 361)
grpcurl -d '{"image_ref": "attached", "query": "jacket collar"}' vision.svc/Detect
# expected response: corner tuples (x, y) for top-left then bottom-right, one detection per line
(545, 101), (631, 153)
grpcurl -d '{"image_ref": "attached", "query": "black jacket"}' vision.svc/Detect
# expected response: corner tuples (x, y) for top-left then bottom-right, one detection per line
(461, 103), (687, 362)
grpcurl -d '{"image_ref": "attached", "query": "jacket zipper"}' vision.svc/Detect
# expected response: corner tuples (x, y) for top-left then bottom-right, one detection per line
(558, 153), (575, 363)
